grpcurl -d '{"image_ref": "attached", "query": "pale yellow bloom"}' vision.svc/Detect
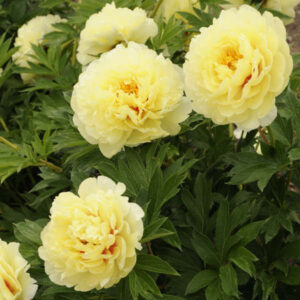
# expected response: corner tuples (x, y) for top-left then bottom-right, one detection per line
(223, 0), (300, 24)
(71, 42), (191, 158)
(0, 239), (37, 300)
(157, 0), (201, 21)
(39, 176), (144, 292)
(77, 2), (158, 66)
(12, 15), (65, 83)
(264, 0), (300, 24)
(183, 5), (293, 131)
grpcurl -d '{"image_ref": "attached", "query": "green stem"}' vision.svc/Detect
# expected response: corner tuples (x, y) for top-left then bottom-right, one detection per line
(0, 118), (9, 132)
(38, 159), (63, 173)
(258, 127), (269, 144)
(71, 38), (78, 66)
(0, 136), (63, 174)
(146, 242), (153, 254)
(0, 136), (19, 150)
(150, 0), (164, 18)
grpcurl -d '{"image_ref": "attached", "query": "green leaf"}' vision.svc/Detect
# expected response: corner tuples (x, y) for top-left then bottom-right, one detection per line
(277, 266), (300, 285)
(273, 259), (289, 277)
(182, 174), (212, 233)
(279, 240), (300, 259)
(219, 263), (239, 297)
(14, 219), (47, 245)
(136, 254), (179, 276)
(205, 279), (222, 300)
(234, 221), (264, 246)
(42, 286), (75, 296)
(260, 271), (276, 300)
(161, 219), (182, 251)
(192, 233), (220, 267)
(215, 199), (231, 259)
(263, 216), (282, 243)
(229, 246), (258, 277)
(270, 114), (293, 146)
(225, 152), (281, 191)
(135, 269), (162, 297)
(288, 148), (300, 161)
(142, 217), (168, 243)
(185, 269), (218, 295)
(129, 271), (139, 300)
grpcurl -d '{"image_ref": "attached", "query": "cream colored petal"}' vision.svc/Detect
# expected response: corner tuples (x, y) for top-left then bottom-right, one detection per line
(161, 97), (192, 135)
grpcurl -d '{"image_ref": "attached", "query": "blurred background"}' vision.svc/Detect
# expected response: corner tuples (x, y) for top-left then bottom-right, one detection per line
(287, 4), (300, 53)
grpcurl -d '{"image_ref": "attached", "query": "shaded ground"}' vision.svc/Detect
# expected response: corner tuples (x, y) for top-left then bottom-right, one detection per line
(287, 4), (300, 54)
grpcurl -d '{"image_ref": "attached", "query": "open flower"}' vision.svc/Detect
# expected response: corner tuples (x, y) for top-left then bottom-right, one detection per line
(71, 42), (191, 158)
(157, 0), (200, 21)
(0, 239), (37, 300)
(223, 0), (300, 24)
(12, 15), (65, 83)
(183, 5), (293, 131)
(39, 176), (144, 292)
(264, 0), (300, 24)
(76, 2), (158, 66)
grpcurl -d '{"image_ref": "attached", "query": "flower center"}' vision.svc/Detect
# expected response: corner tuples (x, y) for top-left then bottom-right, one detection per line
(67, 204), (121, 262)
(219, 47), (242, 71)
(120, 80), (139, 97)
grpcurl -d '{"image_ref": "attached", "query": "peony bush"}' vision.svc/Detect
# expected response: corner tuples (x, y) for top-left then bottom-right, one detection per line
(0, 0), (300, 299)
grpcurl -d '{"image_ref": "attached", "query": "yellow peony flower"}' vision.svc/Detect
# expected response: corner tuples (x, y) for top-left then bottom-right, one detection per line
(0, 239), (37, 300)
(183, 5), (293, 131)
(76, 2), (158, 66)
(71, 42), (191, 158)
(157, 0), (201, 21)
(223, 0), (300, 24)
(264, 0), (300, 24)
(12, 15), (65, 83)
(38, 176), (144, 292)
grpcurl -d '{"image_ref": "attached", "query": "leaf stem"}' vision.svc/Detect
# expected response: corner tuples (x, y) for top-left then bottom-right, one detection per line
(146, 242), (153, 254)
(0, 136), (19, 150)
(0, 118), (9, 132)
(71, 38), (78, 66)
(38, 159), (63, 173)
(0, 136), (63, 173)
(258, 127), (269, 144)
(229, 123), (234, 140)
(151, 0), (164, 18)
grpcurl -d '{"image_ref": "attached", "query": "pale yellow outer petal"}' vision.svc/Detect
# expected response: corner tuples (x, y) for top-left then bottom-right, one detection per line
(77, 2), (158, 66)
(38, 176), (144, 292)
(0, 240), (37, 300)
(183, 5), (293, 131)
(157, 0), (201, 21)
(264, 0), (300, 24)
(71, 42), (191, 158)
(12, 14), (65, 83)
(223, 0), (300, 24)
